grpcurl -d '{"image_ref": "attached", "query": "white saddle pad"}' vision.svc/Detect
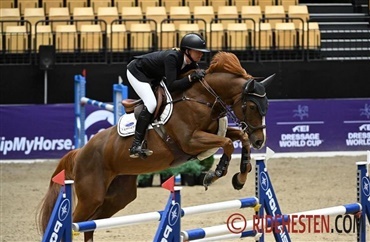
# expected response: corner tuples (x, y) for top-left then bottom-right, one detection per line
(117, 81), (173, 137)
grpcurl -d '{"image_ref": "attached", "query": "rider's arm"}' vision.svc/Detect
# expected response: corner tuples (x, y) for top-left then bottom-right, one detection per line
(164, 55), (194, 92)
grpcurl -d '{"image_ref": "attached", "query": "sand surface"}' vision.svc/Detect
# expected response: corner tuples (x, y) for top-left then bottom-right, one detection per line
(1, 154), (369, 242)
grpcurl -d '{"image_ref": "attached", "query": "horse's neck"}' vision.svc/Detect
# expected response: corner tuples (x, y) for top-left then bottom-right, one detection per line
(201, 72), (243, 104)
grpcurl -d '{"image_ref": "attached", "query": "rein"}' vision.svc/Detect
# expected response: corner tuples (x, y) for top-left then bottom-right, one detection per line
(169, 77), (262, 135)
(198, 77), (239, 123)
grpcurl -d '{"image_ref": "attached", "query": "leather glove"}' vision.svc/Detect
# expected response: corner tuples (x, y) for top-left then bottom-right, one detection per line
(189, 69), (206, 82)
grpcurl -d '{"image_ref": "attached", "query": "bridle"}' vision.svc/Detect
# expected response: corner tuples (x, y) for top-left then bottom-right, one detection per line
(173, 77), (267, 136)
(234, 90), (267, 135)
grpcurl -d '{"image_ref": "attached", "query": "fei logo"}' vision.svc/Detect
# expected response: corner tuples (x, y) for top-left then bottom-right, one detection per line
(292, 125), (309, 132)
(359, 124), (370, 131)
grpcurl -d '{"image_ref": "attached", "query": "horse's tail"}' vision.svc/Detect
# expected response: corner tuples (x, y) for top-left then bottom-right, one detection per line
(36, 149), (79, 235)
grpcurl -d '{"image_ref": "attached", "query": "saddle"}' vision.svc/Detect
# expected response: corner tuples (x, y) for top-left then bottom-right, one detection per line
(121, 85), (167, 120)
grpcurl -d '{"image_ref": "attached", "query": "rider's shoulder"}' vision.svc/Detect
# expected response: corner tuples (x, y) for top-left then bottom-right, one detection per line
(161, 49), (182, 60)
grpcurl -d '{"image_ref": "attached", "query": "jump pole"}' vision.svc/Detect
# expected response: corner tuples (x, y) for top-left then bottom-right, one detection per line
(73, 196), (259, 232)
(181, 203), (362, 241)
(74, 74), (128, 148)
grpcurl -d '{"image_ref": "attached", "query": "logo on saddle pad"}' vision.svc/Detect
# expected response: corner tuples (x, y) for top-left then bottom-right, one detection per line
(117, 108), (173, 137)
(117, 82), (173, 137)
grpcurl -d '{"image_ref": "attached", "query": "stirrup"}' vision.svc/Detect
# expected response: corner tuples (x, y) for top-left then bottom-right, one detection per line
(129, 147), (153, 159)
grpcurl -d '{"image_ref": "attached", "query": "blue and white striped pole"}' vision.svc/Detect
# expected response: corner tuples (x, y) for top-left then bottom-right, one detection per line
(73, 197), (259, 232)
(74, 74), (85, 148)
(184, 229), (258, 241)
(74, 74), (127, 148)
(181, 203), (362, 241)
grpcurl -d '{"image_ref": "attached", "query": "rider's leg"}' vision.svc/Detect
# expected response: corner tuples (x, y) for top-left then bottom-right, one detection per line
(129, 106), (154, 158)
(127, 69), (156, 158)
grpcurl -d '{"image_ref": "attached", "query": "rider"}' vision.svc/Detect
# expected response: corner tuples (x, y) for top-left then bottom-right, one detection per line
(126, 33), (210, 158)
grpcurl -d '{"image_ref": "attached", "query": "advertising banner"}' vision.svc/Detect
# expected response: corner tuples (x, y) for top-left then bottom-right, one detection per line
(1, 98), (369, 160)
(0, 104), (111, 160)
(263, 99), (370, 153)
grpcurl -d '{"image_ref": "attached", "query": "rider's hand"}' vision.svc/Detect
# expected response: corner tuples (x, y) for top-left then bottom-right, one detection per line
(189, 69), (206, 82)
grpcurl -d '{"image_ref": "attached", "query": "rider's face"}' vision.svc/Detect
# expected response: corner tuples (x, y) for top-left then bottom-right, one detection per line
(188, 49), (203, 62)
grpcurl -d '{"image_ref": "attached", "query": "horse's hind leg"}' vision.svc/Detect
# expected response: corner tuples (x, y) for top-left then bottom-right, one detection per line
(90, 175), (138, 219)
(76, 175), (137, 242)
(73, 172), (106, 242)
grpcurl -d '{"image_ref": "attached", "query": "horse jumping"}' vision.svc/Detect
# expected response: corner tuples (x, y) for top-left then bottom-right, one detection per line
(37, 52), (274, 241)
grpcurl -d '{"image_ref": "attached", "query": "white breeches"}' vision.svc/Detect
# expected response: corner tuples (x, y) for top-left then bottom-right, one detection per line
(127, 69), (157, 114)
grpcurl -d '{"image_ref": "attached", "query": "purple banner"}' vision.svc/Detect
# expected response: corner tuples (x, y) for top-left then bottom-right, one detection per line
(1, 98), (369, 160)
(251, 98), (370, 153)
(0, 104), (110, 159)
(0, 104), (74, 159)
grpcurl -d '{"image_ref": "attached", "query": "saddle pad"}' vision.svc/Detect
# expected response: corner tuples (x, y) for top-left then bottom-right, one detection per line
(117, 81), (173, 137)
(117, 113), (137, 136)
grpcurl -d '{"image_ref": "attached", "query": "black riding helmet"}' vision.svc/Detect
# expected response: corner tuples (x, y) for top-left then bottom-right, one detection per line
(180, 33), (210, 53)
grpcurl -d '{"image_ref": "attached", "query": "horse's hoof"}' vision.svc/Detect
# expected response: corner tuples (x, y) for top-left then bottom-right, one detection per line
(232, 173), (245, 190)
(203, 171), (216, 191)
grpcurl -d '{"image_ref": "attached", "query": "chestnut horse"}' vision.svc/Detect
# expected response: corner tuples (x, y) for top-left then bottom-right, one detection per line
(37, 52), (273, 241)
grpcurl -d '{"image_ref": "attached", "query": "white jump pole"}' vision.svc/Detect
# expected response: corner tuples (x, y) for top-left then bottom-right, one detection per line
(73, 197), (259, 232)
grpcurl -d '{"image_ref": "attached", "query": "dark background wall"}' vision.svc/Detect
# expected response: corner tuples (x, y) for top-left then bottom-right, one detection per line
(1, 60), (369, 105)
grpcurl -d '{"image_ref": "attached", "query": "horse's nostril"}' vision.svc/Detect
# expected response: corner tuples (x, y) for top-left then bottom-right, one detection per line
(255, 140), (263, 148)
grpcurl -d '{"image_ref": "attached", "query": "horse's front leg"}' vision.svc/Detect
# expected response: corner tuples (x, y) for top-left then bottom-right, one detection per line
(182, 130), (235, 190)
(203, 152), (232, 190)
(226, 128), (252, 190)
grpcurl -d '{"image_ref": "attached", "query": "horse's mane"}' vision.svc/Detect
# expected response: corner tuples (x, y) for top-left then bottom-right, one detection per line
(206, 52), (253, 80)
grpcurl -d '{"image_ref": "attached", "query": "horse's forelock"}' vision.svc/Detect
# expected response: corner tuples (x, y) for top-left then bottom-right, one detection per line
(206, 52), (253, 80)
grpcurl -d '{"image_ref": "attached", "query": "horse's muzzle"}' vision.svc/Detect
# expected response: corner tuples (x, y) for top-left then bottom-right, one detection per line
(250, 134), (266, 150)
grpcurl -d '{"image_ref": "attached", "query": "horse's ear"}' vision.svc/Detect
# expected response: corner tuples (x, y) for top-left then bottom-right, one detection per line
(244, 79), (256, 94)
(260, 73), (275, 87)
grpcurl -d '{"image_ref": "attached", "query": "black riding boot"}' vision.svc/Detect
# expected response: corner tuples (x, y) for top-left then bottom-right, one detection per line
(129, 107), (153, 158)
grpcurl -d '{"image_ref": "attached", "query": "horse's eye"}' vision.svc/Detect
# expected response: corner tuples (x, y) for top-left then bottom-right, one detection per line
(249, 103), (257, 110)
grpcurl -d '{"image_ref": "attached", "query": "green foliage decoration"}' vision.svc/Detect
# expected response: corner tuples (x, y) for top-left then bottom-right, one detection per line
(137, 156), (215, 184)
